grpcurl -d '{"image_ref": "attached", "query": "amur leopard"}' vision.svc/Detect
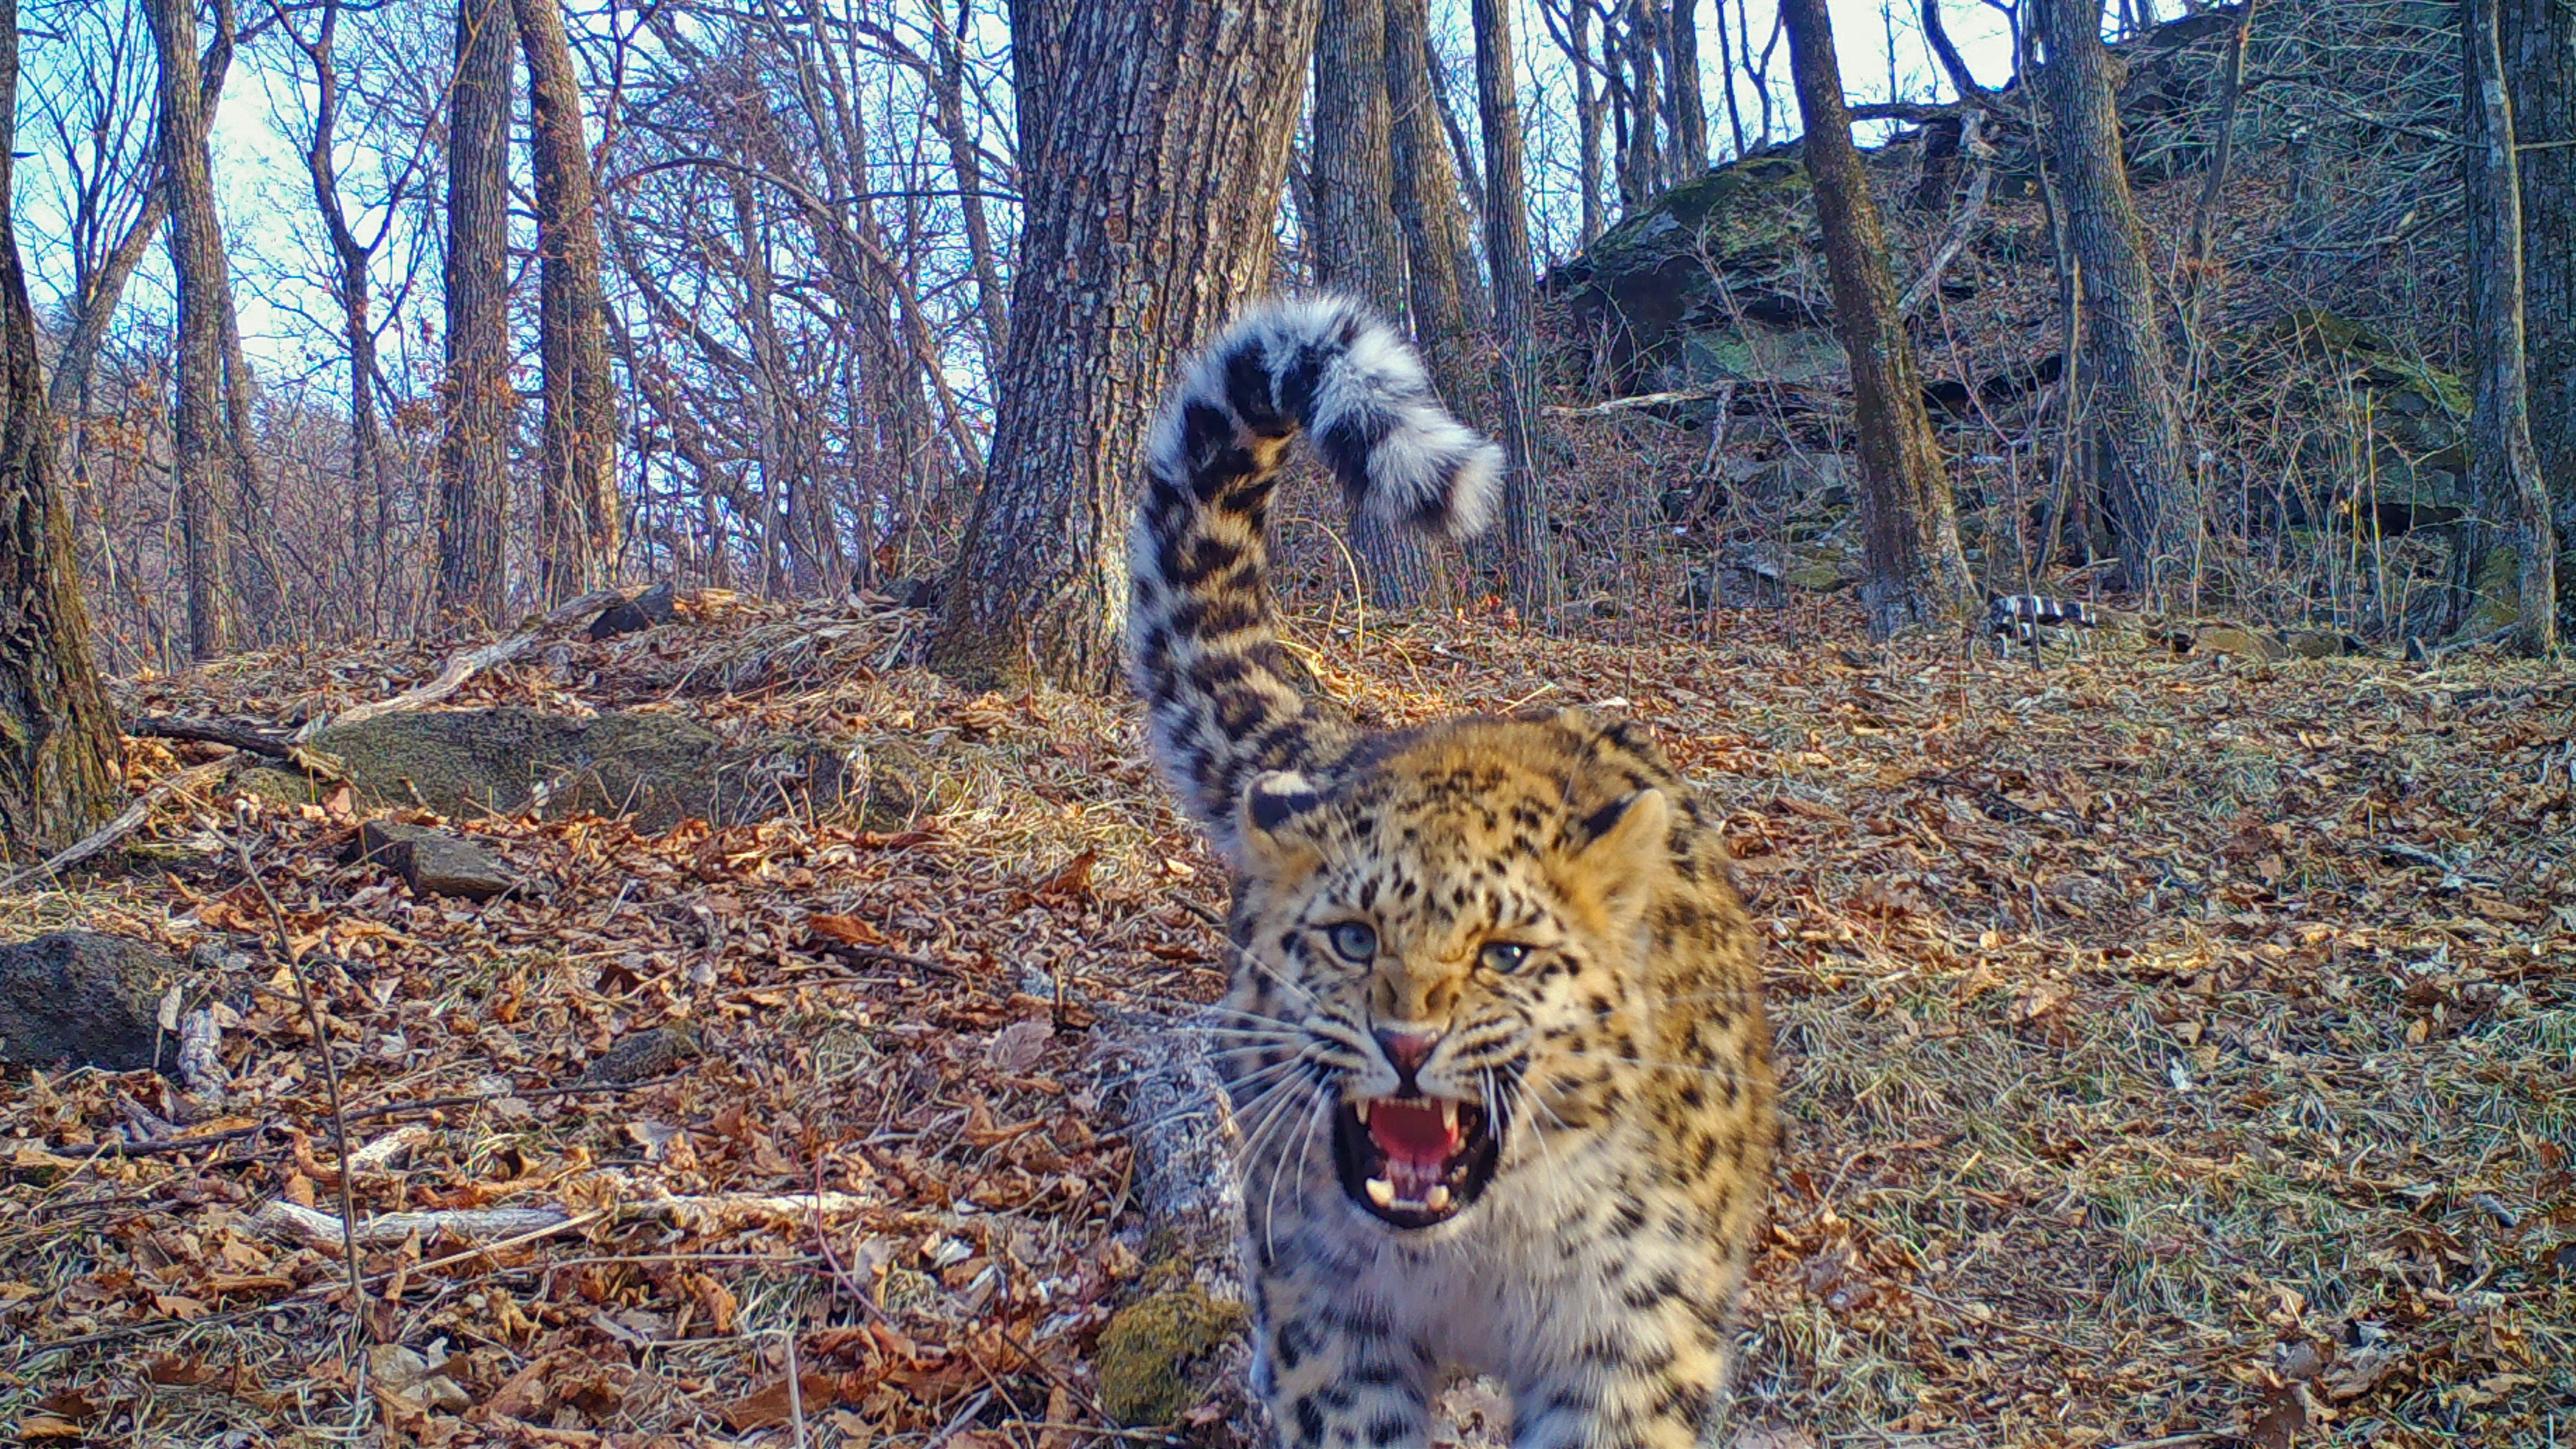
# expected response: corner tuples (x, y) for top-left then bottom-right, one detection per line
(1126, 295), (1777, 1449)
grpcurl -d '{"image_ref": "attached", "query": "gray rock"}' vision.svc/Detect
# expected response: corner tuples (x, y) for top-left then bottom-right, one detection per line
(0, 932), (178, 1073)
(239, 706), (855, 832)
(349, 821), (519, 901)
(589, 580), (679, 640)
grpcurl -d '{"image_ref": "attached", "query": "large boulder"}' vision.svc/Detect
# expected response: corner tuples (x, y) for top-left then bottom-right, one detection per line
(0, 932), (178, 1073)
(1549, 152), (1831, 395)
(237, 707), (862, 832)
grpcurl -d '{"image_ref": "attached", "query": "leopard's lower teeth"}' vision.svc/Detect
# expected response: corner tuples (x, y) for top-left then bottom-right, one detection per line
(1365, 1177), (1395, 1208)
(1424, 1184), (1452, 1211)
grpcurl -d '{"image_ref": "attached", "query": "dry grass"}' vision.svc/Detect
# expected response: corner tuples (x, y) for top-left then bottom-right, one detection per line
(2, 593), (2568, 1447)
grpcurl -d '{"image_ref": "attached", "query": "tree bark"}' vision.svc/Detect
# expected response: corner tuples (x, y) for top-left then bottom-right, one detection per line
(1315, 0), (1441, 606)
(1781, 0), (1977, 635)
(0, 2), (121, 858)
(2502, 0), (2576, 623)
(439, 0), (515, 627)
(1388, 0), (1489, 409)
(1471, 0), (1560, 616)
(2459, 0), (2559, 652)
(927, 0), (1320, 691)
(519, 0), (621, 601)
(142, 0), (230, 661)
(2036, 0), (2193, 600)
(1668, 0), (1711, 175)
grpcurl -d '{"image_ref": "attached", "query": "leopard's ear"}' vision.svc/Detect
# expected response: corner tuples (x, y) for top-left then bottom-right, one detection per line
(1567, 788), (1671, 925)
(1237, 770), (1324, 876)
(1573, 788), (1670, 867)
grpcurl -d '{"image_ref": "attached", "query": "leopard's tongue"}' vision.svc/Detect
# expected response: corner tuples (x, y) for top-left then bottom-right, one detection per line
(1367, 1101), (1460, 1165)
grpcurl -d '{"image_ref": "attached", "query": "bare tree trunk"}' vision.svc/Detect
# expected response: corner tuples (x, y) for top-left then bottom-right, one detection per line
(519, 0), (620, 600)
(1782, 0), (1977, 634)
(2459, 0), (2559, 651)
(439, 0), (514, 627)
(0, 4), (121, 856)
(2503, 0), (2576, 623)
(927, 0), (1319, 691)
(1315, 0), (1441, 606)
(1388, 0), (1489, 409)
(1668, 0), (1711, 175)
(143, 0), (230, 661)
(2036, 0), (2192, 601)
(215, 265), (285, 640)
(1471, 0), (1560, 616)
(1711, 0), (1748, 156)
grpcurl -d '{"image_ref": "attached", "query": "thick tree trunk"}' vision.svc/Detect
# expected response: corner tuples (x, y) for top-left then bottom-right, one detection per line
(518, 0), (621, 601)
(1471, 0), (1560, 616)
(2502, 0), (2576, 624)
(1668, 0), (1711, 176)
(2460, 0), (2559, 652)
(439, 0), (515, 627)
(1781, 0), (1977, 635)
(2037, 0), (2193, 601)
(927, 0), (1319, 691)
(143, 0), (230, 661)
(1315, 0), (1441, 607)
(1388, 0), (1489, 409)
(0, 5), (121, 857)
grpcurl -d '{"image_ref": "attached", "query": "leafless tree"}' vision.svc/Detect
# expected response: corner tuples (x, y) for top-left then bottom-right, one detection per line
(1314, 0), (1444, 604)
(518, 0), (620, 599)
(2458, 0), (2557, 651)
(2036, 0), (2193, 600)
(2499, 0), (2575, 625)
(142, 0), (232, 659)
(437, 0), (514, 625)
(1781, 0), (1977, 633)
(928, 0), (1320, 689)
(0, 1), (121, 855)
(1472, 0), (1560, 615)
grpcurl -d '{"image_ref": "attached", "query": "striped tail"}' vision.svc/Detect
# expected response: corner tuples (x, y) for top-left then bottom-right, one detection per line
(1125, 294), (1500, 863)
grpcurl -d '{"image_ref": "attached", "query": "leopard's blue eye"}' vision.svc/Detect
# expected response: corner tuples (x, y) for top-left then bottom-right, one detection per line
(1327, 922), (1378, 962)
(1481, 942), (1531, 973)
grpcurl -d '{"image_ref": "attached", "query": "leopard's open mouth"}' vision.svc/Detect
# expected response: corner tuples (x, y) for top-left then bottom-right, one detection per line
(1330, 1094), (1501, 1228)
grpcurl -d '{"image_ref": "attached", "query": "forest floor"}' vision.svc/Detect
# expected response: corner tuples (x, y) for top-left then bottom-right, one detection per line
(1, 592), (2569, 1448)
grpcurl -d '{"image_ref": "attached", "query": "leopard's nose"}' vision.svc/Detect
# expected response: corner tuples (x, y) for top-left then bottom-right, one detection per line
(1374, 1028), (1440, 1094)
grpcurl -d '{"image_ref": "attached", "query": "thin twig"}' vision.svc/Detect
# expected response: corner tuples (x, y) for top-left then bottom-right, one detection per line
(232, 828), (369, 1341)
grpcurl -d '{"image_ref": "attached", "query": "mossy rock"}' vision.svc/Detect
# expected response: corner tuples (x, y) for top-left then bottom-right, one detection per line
(232, 707), (879, 831)
(1094, 1284), (1248, 1427)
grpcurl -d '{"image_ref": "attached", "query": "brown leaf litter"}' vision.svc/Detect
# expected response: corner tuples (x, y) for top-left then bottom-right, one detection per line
(1, 590), (2568, 1447)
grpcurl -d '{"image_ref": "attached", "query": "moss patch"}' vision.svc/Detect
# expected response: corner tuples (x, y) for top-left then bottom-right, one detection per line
(1093, 1283), (1247, 1427)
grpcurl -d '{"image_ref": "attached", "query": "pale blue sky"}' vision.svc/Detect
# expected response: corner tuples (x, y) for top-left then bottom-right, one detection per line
(36, 0), (2022, 377)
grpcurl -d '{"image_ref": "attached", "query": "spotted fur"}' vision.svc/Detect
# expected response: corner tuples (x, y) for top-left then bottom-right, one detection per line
(1127, 296), (1777, 1448)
